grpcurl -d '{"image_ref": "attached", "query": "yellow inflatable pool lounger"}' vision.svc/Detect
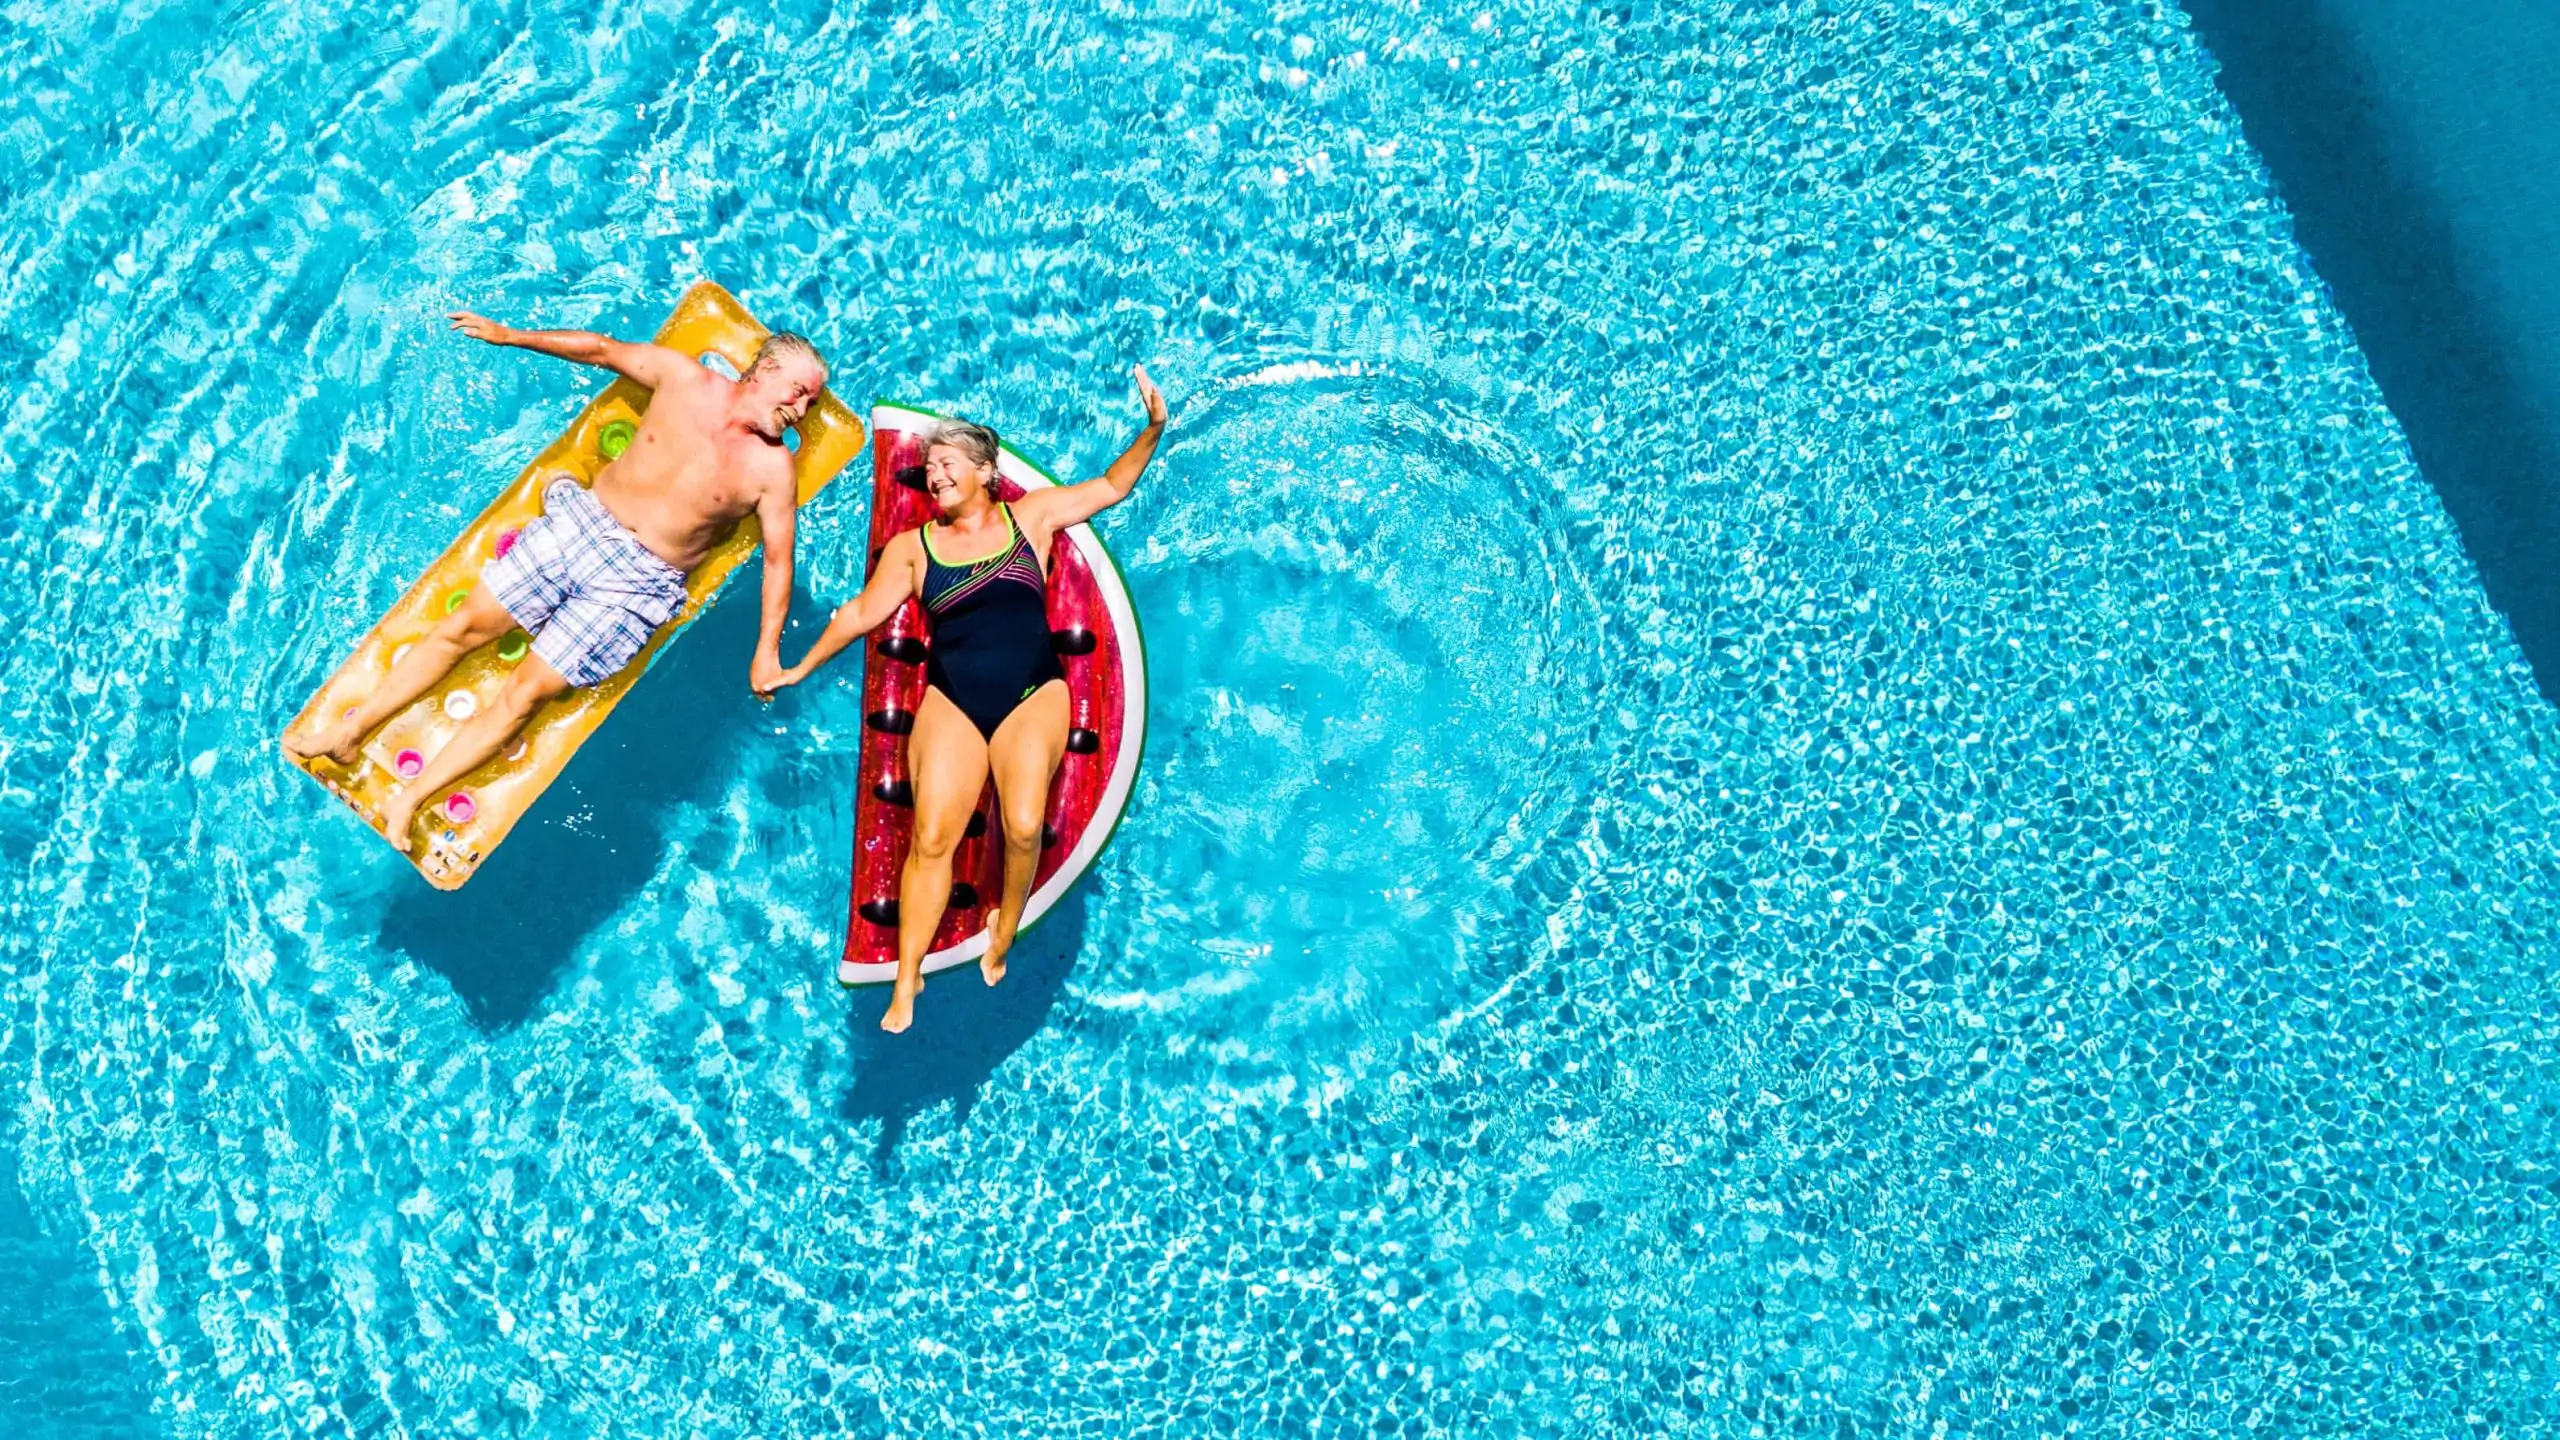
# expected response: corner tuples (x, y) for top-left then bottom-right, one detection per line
(281, 280), (862, 890)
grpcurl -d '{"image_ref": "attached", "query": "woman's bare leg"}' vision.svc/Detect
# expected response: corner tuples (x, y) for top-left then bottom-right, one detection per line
(286, 588), (518, 766)
(885, 687), (990, 1033)
(982, 680), (1069, 986)
(377, 653), (571, 854)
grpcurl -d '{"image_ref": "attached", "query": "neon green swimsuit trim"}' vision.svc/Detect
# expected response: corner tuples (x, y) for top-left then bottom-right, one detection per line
(920, 503), (1020, 570)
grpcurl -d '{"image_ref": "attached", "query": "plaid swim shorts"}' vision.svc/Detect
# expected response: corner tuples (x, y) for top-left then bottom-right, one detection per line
(483, 478), (691, 687)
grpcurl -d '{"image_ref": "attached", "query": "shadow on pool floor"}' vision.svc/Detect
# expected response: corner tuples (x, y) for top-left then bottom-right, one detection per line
(839, 886), (1090, 1174)
(376, 583), (816, 1029)
(2182, 0), (2560, 707)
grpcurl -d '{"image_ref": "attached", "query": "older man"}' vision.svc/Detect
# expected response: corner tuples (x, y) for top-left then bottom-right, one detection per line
(285, 311), (826, 852)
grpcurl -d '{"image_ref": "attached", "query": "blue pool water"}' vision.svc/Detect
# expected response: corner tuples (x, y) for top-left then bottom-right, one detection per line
(2183, 0), (2560, 705)
(4, 0), (2559, 1434)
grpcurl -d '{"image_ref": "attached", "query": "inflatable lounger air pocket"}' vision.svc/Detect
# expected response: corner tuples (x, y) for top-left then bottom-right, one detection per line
(282, 280), (863, 889)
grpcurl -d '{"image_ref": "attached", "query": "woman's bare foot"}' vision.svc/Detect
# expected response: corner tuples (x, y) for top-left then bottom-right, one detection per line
(283, 716), (365, 768)
(881, 978), (922, 1033)
(980, 923), (1012, 986)
(379, 790), (420, 855)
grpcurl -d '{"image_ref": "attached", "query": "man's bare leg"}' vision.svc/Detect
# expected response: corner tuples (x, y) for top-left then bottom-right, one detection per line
(982, 681), (1069, 986)
(886, 688), (990, 1033)
(379, 654), (571, 854)
(285, 589), (518, 766)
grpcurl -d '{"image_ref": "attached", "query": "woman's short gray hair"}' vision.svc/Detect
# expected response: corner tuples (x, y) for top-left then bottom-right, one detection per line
(927, 418), (1002, 470)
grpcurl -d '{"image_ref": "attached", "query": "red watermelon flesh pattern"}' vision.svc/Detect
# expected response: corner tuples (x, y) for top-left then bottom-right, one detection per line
(842, 418), (1126, 972)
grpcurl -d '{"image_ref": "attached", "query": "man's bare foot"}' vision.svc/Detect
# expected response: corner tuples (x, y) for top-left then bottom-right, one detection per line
(380, 790), (420, 855)
(881, 978), (921, 1033)
(980, 924), (1012, 986)
(283, 717), (364, 768)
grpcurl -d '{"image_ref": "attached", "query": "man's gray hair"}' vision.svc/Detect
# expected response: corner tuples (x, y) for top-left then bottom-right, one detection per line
(927, 418), (1003, 470)
(750, 330), (825, 378)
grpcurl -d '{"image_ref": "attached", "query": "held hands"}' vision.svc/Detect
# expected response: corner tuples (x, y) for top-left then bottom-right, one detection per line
(1134, 364), (1168, 429)
(750, 652), (797, 702)
(449, 311), (514, 346)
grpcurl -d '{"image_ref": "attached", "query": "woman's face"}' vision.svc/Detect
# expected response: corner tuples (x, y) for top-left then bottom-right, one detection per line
(924, 442), (996, 514)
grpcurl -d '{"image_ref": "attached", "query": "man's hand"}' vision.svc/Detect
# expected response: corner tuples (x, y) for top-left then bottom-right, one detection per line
(450, 311), (515, 346)
(751, 652), (794, 702)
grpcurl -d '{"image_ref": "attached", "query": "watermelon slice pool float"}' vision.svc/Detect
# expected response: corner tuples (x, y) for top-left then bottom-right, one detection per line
(838, 402), (1147, 985)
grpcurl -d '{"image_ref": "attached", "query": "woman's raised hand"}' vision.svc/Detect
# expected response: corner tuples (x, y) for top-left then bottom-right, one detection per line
(1134, 365), (1168, 429)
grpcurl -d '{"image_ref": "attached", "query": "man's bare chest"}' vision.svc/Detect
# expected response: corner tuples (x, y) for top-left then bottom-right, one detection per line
(613, 420), (761, 514)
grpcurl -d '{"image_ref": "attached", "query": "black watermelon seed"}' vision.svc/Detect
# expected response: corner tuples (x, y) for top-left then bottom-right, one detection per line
(1050, 626), (1097, 656)
(948, 882), (980, 908)
(1065, 728), (1102, 755)
(893, 463), (930, 491)
(965, 812), (988, 838)
(872, 777), (914, 807)
(877, 635), (928, 664)
(859, 899), (899, 926)
(866, 708), (915, 735)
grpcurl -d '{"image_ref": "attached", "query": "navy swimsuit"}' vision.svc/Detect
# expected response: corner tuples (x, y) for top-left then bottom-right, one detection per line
(919, 504), (1063, 738)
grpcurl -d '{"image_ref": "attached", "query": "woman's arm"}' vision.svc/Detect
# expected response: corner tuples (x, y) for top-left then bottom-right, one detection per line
(768, 533), (924, 691)
(1018, 366), (1169, 533)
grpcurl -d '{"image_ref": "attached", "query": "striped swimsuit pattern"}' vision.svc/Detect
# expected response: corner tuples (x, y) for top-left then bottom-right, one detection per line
(918, 503), (1065, 738)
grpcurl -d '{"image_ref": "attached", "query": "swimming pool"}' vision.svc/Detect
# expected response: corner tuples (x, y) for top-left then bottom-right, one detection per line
(3, 0), (2557, 1434)
(2184, 0), (2560, 708)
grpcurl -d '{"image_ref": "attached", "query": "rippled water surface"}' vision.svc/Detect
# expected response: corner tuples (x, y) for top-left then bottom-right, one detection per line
(5, 0), (2560, 1434)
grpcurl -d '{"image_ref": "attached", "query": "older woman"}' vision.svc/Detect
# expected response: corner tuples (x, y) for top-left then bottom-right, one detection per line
(773, 367), (1167, 1032)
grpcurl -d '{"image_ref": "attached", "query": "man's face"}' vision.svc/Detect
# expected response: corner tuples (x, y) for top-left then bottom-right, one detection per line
(742, 356), (826, 438)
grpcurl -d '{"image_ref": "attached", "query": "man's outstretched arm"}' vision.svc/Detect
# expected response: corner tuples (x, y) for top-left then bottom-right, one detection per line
(449, 311), (689, 391)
